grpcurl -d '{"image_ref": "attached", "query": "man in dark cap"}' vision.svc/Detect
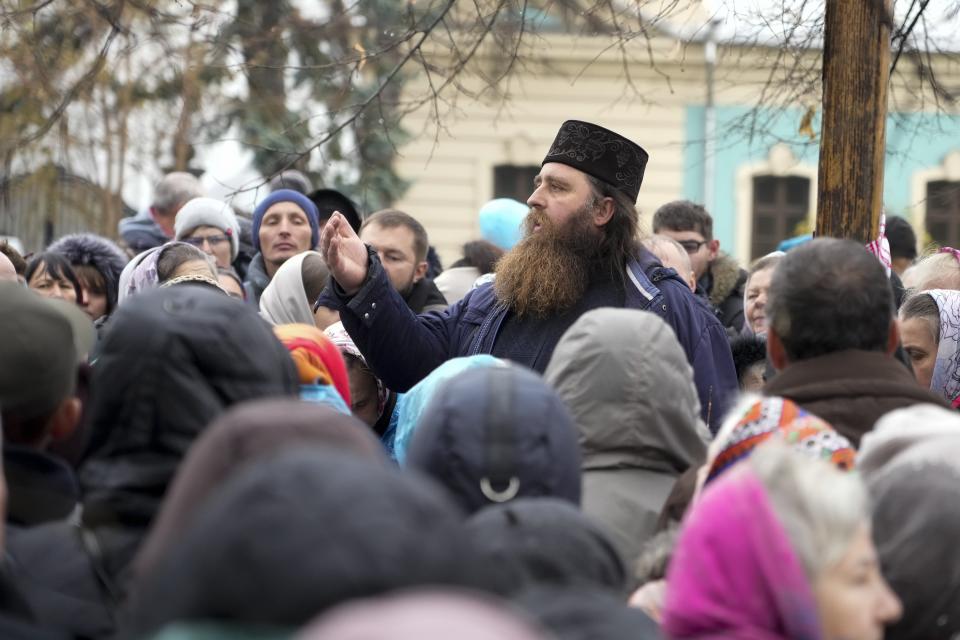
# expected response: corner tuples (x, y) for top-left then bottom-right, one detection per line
(321, 120), (736, 430)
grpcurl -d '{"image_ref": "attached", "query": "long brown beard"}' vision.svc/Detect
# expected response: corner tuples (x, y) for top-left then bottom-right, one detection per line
(494, 205), (602, 318)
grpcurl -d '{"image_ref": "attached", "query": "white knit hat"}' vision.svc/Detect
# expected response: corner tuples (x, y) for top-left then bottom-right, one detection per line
(174, 197), (241, 261)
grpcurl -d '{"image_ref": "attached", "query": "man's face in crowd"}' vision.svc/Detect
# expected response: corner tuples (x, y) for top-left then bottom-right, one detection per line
(526, 162), (600, 231)
(656, 228), (718, 281)
(259, 203), (314, 267)
(360, 222), (426, 296)
(495, 164), (609, 318)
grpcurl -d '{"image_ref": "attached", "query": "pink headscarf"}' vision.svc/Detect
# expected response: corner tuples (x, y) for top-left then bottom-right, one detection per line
(662, 467), (823, 640)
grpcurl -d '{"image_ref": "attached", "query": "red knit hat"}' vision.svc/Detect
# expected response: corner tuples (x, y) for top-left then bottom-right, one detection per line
(273, 324), (351, 407)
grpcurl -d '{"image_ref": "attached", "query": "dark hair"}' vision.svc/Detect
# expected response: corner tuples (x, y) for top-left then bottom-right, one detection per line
(73, 264), (107, 297)
(450, 240), (504, 275)
(157, 242), (213, 282)
(2, 407), (57, 447)
(900, 292), (940, 343)
(652, 200), (713, 241)
(0, 241), (26, 275)
(301, 253), (329, 305)
(362, 209), (429, 263)
(730, 334), (768, 383)
(885, 215), (918, 261)
(767, 238), (893, 361)
(25, 252), (86, 305)
(586, 175), (640, 283)
(269, 170), (313, 195)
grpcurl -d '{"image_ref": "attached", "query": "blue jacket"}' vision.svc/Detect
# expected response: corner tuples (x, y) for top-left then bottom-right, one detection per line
(335, 246), (737, 432)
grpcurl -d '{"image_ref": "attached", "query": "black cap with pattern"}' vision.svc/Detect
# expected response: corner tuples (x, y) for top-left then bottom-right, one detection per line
(542, 120), (649, 203)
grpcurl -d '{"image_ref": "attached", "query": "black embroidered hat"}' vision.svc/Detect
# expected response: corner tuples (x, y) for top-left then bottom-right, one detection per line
(542, 120), (649, 203)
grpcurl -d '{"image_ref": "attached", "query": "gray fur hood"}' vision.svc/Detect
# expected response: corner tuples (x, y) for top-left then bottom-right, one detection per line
(544, 308), (708, 473)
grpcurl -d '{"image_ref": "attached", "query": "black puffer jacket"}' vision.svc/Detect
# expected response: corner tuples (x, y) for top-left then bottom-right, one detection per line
(7, 286), (299, 639)
(120, 449), (489, 638)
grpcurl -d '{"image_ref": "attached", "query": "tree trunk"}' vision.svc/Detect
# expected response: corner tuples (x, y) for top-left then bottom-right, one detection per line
(815, 0), (892, 242)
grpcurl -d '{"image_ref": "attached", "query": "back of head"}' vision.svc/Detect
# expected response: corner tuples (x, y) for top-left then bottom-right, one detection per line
(269, 170), (313, 195)
(0, 241), (26, 277)
(133, 399), (383, 581)
(885, 216), (917, 262)
(153, 172), (203, 214)
(298, 591), (549, 640)
(301, 252), (329, 304)
(451, 240), (504, 275)
(902, 250), (960, 291)
(156, 242), (217, 283)
(79, 286), (298, 522)
(466, 498), (627, 596)
(308, 188), (362, 232)
(767, 238), (893, 361)
(0, 283), (77, 441)
(865, 424), (960, 640)
(544, 308), (705, 472)
(362, 209), (429, 263)
(407, 364), (581, 514)
(123, 448), (478, 636)
(652, 200), (713, 240)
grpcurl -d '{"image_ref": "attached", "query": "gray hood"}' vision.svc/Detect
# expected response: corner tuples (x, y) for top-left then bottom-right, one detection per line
(544, 308), (708, 473)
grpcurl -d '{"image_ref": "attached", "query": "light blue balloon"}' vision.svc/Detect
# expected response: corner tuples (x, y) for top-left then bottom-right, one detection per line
(479, 198), (527, 250)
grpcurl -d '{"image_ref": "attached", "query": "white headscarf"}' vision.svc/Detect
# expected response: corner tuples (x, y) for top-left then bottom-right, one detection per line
(259, 251), (320, 326)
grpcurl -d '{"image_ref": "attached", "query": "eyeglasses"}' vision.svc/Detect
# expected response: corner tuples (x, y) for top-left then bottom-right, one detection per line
(183, 234), (230, 248)
(677, 239), (708, 254)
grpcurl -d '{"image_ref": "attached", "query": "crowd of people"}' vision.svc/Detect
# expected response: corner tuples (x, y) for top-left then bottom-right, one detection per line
(0, 118), (957, 639)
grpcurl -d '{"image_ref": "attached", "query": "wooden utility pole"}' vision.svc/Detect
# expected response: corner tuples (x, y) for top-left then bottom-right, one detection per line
(816, 0), (892, 242)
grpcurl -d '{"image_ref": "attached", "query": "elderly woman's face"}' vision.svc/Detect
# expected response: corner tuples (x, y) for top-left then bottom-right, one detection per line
(814, 524), (902, 640)
(898, 314), (937, 390)
(745, 267), (774, 335)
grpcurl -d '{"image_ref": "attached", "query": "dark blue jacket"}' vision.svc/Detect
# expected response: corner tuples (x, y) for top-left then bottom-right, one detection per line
(334, 246), (737, 432)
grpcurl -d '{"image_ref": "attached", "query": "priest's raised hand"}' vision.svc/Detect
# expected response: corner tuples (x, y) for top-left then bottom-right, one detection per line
(320, 212), (369, 295)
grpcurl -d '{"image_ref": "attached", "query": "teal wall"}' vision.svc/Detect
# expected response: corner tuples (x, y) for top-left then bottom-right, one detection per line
(683, 105), (960, 255)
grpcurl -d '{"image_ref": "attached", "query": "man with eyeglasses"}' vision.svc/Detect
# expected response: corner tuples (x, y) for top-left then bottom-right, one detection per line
(653, 200), (747, 334)
(174, 197), (242, 271)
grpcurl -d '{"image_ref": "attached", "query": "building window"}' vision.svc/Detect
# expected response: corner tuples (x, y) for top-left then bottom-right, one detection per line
(926, 180), (960, 247)
(494, 165), (539, 202)
(751, 175), (811, 259)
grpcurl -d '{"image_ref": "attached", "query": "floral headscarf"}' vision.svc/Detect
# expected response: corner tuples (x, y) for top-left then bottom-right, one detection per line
(324, 322), (389, 419)
(928, 289), (960, 408)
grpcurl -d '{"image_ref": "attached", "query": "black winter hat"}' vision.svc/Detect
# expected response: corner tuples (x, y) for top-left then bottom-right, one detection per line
(48, 233), (129, 314)
(542, 120), (649, 203)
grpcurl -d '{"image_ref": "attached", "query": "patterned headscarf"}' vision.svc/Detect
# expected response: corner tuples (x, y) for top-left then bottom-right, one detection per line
(928, 289), (960, 409)
(324, 322), (389, 419)
(273, 324), (351, 407)
(118, 246), (162, 304)
(706, 397), (855, 485)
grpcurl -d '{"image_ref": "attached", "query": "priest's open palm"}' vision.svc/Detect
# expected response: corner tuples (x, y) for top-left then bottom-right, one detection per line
(320, 212), (369, 295)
